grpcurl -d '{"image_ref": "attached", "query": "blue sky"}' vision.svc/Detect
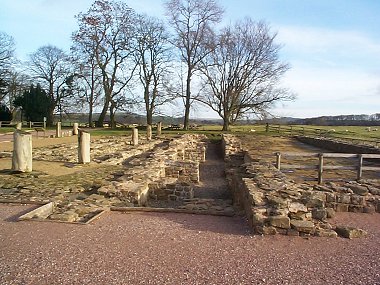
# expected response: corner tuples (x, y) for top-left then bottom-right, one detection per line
(1, 0), (379, 119)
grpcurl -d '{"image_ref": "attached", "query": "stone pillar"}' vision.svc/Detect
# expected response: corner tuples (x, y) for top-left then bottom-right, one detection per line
(146, 125), (152, 141)
(157, 122), (162, 136)
(73, 123), (79, 135)
(132, 128), (138, 146)
(78, 130), (91, 164)
(16, 122), (22, 130)
(56, 122), (62, 138)
(12, 130), (32, 172)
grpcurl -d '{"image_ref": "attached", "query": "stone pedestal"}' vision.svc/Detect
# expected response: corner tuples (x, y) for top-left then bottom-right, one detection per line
(147, 125), (152, 141)
(78, 130), (90, 164)
(132, 128), (138, 146)
(73, 123), (79, 135)
(12, 130), (32, 172)
(157, 122), (162, 136)
(56, 122), (62, 138)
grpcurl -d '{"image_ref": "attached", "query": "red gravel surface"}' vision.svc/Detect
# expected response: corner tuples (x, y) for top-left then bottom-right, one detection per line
(1, 204), (380, 285)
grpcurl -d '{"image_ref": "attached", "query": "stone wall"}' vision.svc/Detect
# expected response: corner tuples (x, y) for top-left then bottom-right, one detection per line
(296, 136), (380, 154)
(223, 134), (380, 237)
(97, 134), (206, 206)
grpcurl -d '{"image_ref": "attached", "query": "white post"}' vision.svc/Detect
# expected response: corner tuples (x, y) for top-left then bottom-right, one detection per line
(157, 122), (162, 136)
(73, 123), (79, 135)
(12, 130), (32, 172)
(56, 122), (62, 138)
(78, 130), (91, 164)
(132, 128), (138, 146)
(147, 125), (152, 141)
(16, 122), (22, 130)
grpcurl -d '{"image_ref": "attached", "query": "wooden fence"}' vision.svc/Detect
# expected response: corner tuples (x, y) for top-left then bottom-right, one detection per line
(0, 121), (46, 129)
(266, 124), (380, 148)
(275, 152), (380, 184)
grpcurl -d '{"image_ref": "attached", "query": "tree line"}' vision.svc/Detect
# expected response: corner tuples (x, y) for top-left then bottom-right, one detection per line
(0, 0), (293, 130)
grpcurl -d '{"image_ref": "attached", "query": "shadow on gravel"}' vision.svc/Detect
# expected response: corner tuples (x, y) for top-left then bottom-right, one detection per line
(3, 204), (40, 222)
(140, 212), (252, 236)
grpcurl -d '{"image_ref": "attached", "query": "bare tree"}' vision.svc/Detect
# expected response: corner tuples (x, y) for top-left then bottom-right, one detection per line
(6, 71), (31, 109)
(134, 14), (174, 125)
(198, 19), (294, 131)
(0, 32), (15, 77)
(165, 0), (223, 130)
(0, 32), (16, 104)
(28, 45), (73, 125)
(70, 49), (103, 126)
(73, 0), (137, 127)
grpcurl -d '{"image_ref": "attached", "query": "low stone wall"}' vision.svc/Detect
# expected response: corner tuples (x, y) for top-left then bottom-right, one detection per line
(97, 134), (206, 206)
(223, 134), (380, 237)
(296, 136), (380, 154)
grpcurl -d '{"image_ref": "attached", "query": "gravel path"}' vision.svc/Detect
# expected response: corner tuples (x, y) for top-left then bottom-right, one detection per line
(194, 141), (231, 200)
(1, 204), (380, 285)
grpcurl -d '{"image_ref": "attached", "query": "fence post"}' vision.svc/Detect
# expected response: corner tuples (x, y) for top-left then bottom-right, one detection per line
(278, 125), (281, 134)
(29, 121), (32, 128)
(318, 153), (324, 184)
(357, 154), (363, 181)
(275, 152), (281, 170)
(302, 127), (305, 135)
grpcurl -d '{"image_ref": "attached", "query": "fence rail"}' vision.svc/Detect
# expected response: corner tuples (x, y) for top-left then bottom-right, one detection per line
(0, 121), (46, 129)
(275, 152), (380, 184)
(266, 124), (380, 148)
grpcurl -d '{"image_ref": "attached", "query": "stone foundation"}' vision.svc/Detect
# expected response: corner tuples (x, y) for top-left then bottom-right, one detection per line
(96, 134), (206, 206)
(223, 134), (378, 237)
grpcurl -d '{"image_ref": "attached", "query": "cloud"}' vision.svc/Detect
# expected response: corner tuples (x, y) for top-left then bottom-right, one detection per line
(277, 25), (380, 71)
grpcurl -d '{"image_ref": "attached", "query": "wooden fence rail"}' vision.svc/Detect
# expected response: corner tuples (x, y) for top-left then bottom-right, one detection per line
(275, 152), (380, 184)
(266, 124), (380, 147)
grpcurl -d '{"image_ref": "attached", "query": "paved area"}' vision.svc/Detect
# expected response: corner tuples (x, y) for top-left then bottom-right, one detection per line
(1, 204), (380, 285)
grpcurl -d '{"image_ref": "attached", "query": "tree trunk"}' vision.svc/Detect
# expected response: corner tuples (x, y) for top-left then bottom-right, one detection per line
(47, 107), (55, 127)
(88, 103), (93, 127)
(146, 109), (153, 126)
(97, 95), (110, 127)
(183, 68), (192, 130)
(222, 119), (230, 131)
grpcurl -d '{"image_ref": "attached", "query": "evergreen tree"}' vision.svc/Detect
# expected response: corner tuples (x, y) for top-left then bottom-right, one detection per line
(0, 103), (11, 121)
(13, 84), (52, 122)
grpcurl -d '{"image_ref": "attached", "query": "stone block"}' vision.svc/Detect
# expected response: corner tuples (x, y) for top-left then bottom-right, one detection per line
(325, 193), (336, 203)
(335, 226), (367, 239)
(336, 203), (349, 212)
(348, 205), (363, 213)
(315, 229), (338, 238)
(326, 208), (336, 218)
(349, 185), (369, 196)
(288, 202), (308, 213)
(337, 194), (351, 204)
(363, 205), (376, 214)
(351, 195), (365, 205)
(259, 226), (277, 235)
(290, 220), (315, 234)
(268, 215), (290, 229)
(312, 208), (327, 221)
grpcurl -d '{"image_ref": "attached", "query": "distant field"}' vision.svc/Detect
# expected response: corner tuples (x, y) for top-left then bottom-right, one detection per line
(2, 124), (380, 144)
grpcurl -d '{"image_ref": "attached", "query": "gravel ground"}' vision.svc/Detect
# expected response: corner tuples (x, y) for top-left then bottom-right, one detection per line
(1, 204), (380, 285)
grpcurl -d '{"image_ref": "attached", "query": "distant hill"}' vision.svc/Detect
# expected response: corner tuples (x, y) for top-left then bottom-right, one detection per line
(258, 113), (380, 126)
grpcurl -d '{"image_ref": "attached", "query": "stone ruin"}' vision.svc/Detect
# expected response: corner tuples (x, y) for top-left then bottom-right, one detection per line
(223, 134), (379, 238)
(97, 134), (206, 206)
(2, 133), (209, 223)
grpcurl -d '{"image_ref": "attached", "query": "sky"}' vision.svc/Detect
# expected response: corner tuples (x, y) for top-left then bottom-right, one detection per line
(1, 0), (380, 119)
